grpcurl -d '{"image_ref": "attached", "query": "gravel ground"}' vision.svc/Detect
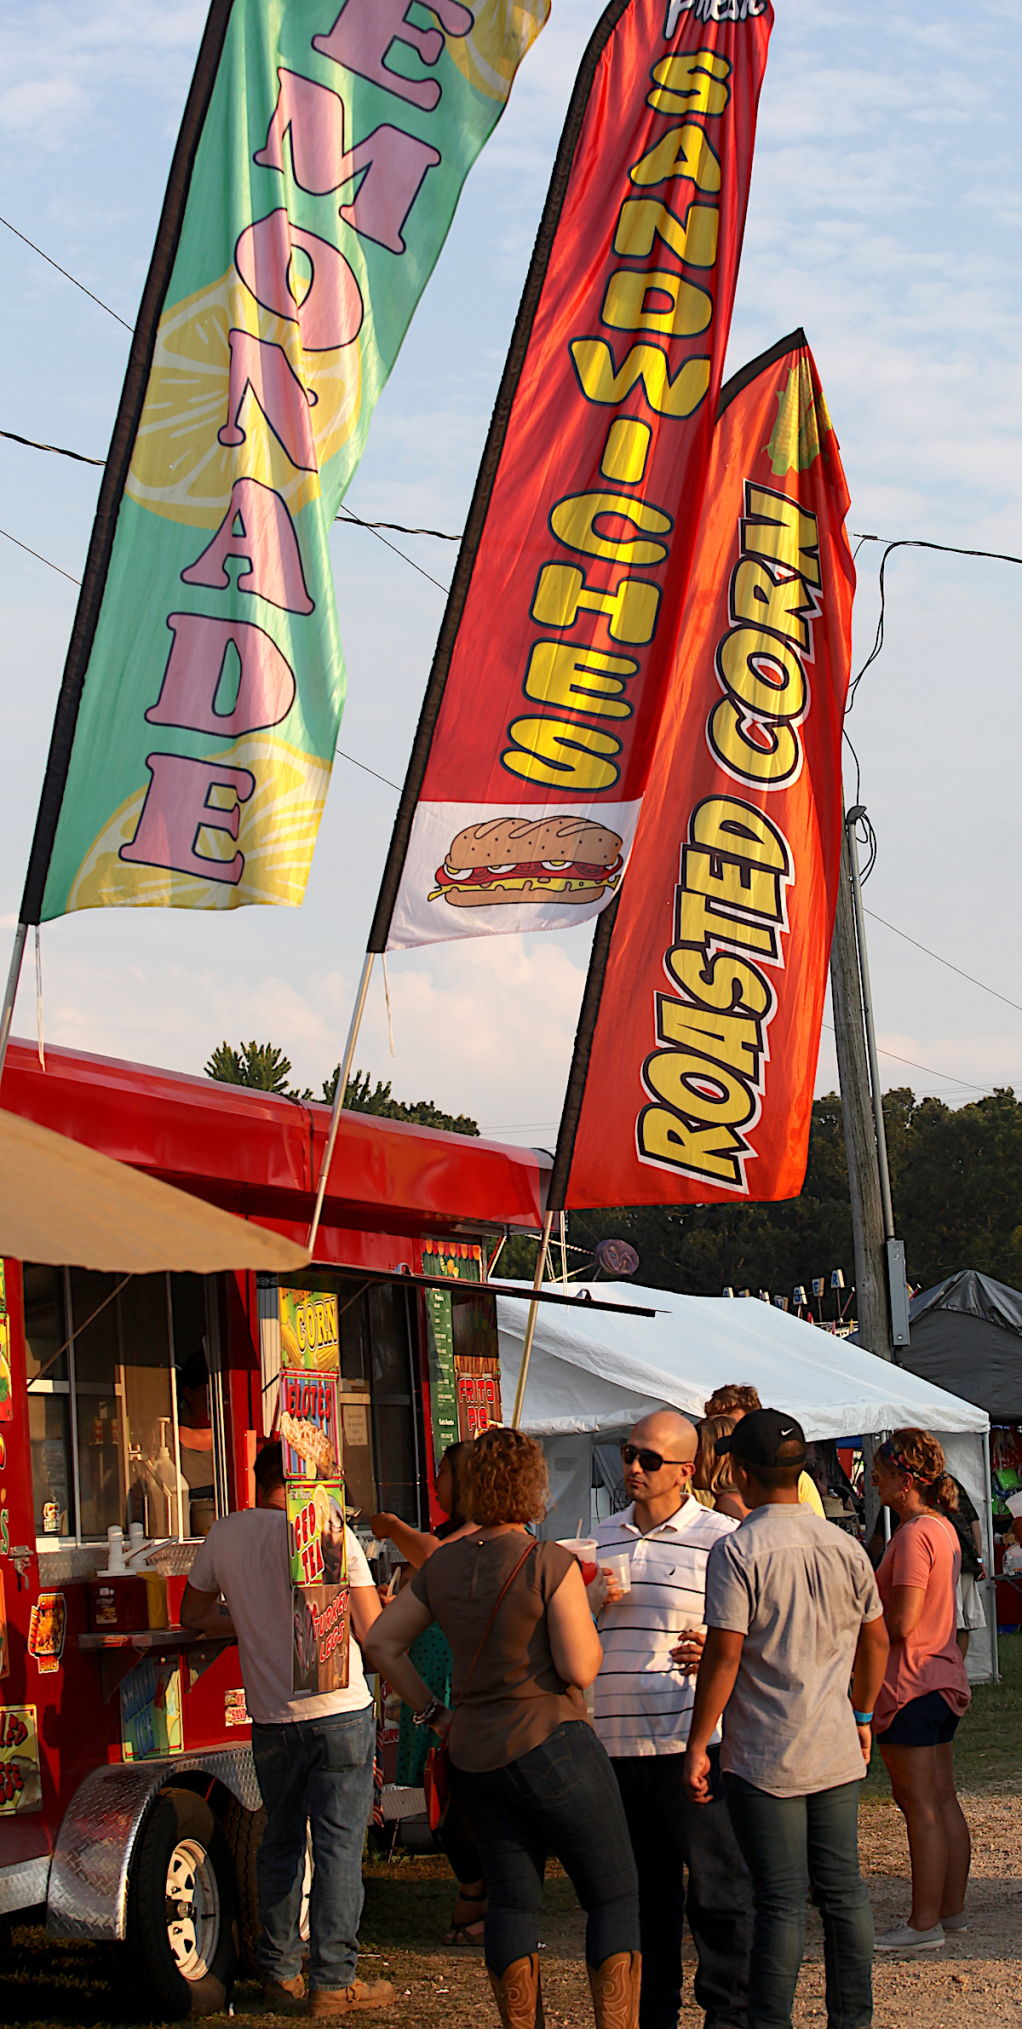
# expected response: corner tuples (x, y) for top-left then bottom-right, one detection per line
(2, 1791), (1018, 2026)
(338, 1794), (1022, 2029)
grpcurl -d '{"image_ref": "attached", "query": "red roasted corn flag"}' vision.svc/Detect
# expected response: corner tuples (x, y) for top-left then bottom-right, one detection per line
(555, 332), (856, 1209)
(371, 0), (773, 951)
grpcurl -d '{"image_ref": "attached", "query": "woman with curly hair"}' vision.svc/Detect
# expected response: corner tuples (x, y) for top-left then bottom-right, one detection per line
(368, 1427), (640, 2028)
(871, 1428), (972, 1952)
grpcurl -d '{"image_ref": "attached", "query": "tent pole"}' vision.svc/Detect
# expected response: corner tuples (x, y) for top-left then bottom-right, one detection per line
(510, 1209), (555, 1429)
(0, 923), (28, 1087)
(306, 952), (376, 1256)
(983, 1426), (999, 1686)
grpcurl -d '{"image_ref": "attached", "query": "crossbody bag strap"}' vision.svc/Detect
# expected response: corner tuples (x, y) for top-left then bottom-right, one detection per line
(461, 1539), (536, 1697)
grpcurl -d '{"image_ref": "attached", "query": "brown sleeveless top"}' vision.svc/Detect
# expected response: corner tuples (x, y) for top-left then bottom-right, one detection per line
(411, 1533), (589, 1771)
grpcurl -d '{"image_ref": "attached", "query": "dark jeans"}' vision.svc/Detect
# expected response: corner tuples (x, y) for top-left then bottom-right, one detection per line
(450, 1720), (639, 1977)
(252, 1703), (374, 1993)
(613, 1749), (752, 2029)
(725, 1775), (873, 2029)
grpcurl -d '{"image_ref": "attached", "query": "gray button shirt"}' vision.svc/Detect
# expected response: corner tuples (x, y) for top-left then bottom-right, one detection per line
(705, 1503), (883, 1797)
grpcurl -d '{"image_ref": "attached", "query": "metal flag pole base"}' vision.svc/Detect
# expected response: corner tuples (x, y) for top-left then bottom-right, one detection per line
(510, 1208), (555, 1429)
(305, 951), (376, 1257)
(0, 922), (29, 1088)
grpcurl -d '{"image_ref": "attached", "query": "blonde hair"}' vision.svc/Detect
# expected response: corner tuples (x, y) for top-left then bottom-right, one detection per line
(693, 1415), (739, 1498)
(461, 1427), (549, 1527)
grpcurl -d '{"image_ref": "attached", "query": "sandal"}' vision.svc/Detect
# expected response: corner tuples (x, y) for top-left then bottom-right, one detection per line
(444, 1889), (486, 1948)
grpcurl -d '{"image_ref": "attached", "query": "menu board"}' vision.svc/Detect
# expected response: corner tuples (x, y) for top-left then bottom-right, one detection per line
(278, 1287), (349, 1697)
(423, 1243), (484, 1467)
(280, 1369), (340, 1481)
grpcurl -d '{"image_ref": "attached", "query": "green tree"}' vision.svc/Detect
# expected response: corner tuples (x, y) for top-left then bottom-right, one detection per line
(206, 1044), (478, 1136)
(327, 1065), (479, 1137)
(205, 1040), (301, 1096)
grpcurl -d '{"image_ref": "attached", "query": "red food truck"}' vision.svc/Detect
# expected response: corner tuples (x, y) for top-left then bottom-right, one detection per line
(0, 1037), (549, 2014)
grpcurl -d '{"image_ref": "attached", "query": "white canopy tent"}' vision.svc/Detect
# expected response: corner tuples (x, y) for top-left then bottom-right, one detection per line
(497, 1284), (996, 1681)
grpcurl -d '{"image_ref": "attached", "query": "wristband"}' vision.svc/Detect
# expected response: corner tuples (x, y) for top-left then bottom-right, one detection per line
(412, 1696), (445, 1728)
(852, 1709), (873, 1725)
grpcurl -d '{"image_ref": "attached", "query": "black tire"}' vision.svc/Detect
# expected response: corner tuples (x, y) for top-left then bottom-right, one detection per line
(223, 1796), (313, 1978)
(124, 1786), (238, 2019)
(223, 1796), (264, 1978)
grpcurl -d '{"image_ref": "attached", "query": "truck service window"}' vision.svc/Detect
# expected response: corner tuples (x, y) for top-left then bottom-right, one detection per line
(24, 1264), (223, 1545)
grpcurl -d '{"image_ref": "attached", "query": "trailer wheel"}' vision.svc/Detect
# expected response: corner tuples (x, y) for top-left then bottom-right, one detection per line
(224, 1798), (312, 1977)
(125, 1787), (237, 2019)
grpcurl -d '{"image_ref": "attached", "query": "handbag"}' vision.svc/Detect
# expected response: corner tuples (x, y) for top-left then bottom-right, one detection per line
(423, 1538), (535, 1832)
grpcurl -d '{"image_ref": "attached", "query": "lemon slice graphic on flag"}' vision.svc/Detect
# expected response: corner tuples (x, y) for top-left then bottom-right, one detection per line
(446, 0), (551, 102)
(66, 735), (332, 912)
(127, 271), (361, 529)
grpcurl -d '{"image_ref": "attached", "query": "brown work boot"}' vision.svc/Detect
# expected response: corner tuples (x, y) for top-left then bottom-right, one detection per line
(487, 1955), (544, 2027)
(587, 1952), (640, 2029)
(307, 1978), (396, 2015)
(263, 1973), (306, 2014)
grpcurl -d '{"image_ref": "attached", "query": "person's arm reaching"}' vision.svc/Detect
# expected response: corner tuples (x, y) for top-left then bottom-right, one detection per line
(546, 1561), (604, 1689)
(369, 1513), (444, 1569)
(349, 1581), (382, 1648)
(850, 1613), (889, 1761)
(682, 1628), (744, 1803)
(363, 1584), (448, 1728)
(180, 1582), (235, 1638)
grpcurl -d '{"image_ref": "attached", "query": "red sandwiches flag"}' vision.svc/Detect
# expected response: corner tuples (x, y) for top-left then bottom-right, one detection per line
(557, 332), (856, 1209)
(371, 0), (773, 952)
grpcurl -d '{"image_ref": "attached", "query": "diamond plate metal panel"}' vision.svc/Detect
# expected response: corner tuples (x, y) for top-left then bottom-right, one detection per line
(46, 1748), (259, 1941)
(0, 1854), (51, 1915)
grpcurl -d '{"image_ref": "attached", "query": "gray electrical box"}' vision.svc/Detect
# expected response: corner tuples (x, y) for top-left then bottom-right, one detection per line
(885, 1238), (911, 1348)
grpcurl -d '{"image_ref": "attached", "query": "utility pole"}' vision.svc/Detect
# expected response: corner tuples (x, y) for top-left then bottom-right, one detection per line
(829, 813), (895, 1362)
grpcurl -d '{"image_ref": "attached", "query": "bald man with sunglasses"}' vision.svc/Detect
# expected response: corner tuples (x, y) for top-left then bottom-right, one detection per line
(592, 1412), (752, 2029)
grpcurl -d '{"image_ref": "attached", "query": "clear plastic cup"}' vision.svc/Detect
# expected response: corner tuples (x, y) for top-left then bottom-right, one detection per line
(600, 1550), (632, 1596)
(558, 1536), (599, 1585)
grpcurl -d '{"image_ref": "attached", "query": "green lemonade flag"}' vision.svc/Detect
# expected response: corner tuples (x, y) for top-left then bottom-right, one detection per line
(24, 0), (548, 922)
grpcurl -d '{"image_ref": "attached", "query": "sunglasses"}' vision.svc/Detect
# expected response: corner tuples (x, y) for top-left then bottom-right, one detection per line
(620, 1444), (689, 1473)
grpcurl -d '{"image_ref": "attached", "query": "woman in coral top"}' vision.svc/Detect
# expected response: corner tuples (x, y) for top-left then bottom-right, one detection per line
(871, 1429), (972, 1953)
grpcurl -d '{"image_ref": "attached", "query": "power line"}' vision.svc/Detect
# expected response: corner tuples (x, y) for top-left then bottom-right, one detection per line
(820, 1021), (992, 1095)
(0, 524), (79, 585)
(864, 909), (1022, 1018)
(0, 427), (104, 467)
(333, 505), (450, 594)
(0, 213), (133, 332)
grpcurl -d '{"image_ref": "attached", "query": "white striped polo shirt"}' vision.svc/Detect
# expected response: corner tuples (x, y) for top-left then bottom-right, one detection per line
(593, 1498), (738, 1758)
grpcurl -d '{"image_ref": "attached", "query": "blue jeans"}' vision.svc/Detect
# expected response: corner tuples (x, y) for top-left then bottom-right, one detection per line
(451, 1720), (639, 1977)
(251, 1703), (375, 1993)
(724, 1776), (873, 2029)
(614, 1749), (752, 2029)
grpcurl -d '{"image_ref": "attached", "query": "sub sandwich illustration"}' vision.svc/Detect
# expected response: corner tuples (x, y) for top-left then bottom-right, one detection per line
(430, 816), (624, 909)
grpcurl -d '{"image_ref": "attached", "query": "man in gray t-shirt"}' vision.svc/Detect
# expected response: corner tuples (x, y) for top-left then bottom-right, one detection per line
(685, 1411), (888, 2029)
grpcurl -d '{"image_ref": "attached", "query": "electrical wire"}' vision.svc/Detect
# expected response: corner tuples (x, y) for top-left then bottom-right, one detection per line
(864, 909), (1022, 1018)
(0, 524), (80, 585)
(333, 504), (450, 594)
(0, 212), (133, 331)
(847, 533), (1022, 713)
(0, 427), (104, 467)
(820, 1021), (993, 1094)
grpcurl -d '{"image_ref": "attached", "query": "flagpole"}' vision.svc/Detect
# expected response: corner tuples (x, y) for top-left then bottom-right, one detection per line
(305, 952), (376, 1256)
(0, 924), (28, 1086)
(509, 1209), (555, 1429)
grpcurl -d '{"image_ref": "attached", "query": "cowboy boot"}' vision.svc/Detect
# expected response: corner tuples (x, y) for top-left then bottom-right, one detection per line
(586, 1952), (640, 2029)
(487, 1954), (545, 2028)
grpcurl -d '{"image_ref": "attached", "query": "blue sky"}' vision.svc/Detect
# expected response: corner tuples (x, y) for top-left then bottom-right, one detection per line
(1, 0), (1021, 1145)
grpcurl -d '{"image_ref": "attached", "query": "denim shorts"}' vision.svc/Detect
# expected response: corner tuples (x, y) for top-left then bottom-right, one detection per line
(876, 1689), (960, 1746)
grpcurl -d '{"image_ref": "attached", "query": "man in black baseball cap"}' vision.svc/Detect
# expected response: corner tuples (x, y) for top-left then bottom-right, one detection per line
(716, 1408), (808, 1478)
(685, 1409), (889, 2029)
